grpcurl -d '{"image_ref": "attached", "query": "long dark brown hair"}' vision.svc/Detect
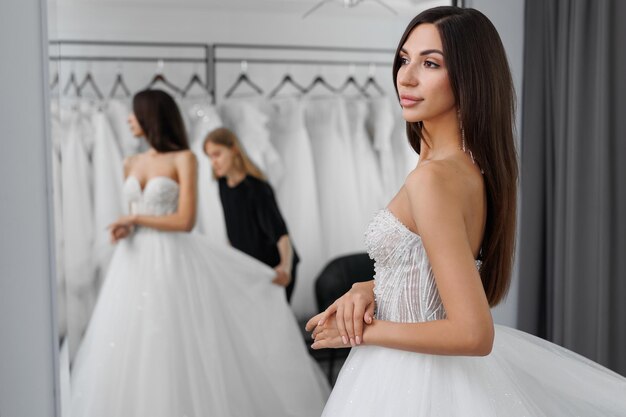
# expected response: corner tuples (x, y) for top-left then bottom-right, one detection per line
(393, 6), (518, 306)
(132, 89), (189, 152)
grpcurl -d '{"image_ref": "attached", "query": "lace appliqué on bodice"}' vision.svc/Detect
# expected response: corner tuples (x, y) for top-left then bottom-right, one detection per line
(365, 208), (446, 323)
(123, 176), (179, 216)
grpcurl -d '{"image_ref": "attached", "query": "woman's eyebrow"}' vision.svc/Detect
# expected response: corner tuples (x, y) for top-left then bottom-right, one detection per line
(420, 49), (444, 56)
(399, 48), (444, 56)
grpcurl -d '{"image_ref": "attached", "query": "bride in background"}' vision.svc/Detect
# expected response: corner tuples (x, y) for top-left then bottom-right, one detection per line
(70, 89), (328, 417)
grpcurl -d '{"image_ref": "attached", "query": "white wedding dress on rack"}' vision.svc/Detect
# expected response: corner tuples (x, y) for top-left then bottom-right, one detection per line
(61, 104), (97, 360)
(390, 108), (419, 189)
(184, 100), (229, 245)
(106, 99), (145, 158)
(345, 98), (385, 230)
(267, 97), (325, 318)
(91, 109), (124, 282)
(304, 97), (364, 259)
(70, 175), (329, 417)
(220, 100), (284, 188)
(50, 102), (67, 341)
(367, 97), (397, 202)
(321, 208), (626, 416)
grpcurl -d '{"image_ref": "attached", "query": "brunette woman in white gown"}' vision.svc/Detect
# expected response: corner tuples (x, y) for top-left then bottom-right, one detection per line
(70, 89), (328, 417)
(307, 7), (626, 416)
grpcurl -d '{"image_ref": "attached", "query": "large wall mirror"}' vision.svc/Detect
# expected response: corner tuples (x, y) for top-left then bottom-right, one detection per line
(46, 1), (454, 415)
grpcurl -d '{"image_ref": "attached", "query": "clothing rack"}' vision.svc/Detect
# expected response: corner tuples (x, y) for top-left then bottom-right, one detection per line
(49, 39), (213, 100)
(49, 40), (210, 68)
(49, 40), (396, 103)
(211, 43), (395, 101)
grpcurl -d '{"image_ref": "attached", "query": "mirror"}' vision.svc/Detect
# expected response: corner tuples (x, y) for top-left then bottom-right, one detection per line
(46, 1), (451, 416)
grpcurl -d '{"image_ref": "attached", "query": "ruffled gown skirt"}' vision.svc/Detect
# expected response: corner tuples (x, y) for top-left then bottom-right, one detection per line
(71, 228), (329, 417)
(322, 325), (626, 416)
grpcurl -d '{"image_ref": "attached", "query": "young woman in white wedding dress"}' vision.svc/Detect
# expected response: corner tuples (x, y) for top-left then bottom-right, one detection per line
(70, 89), (328, 417)
(307, 6), (626, 416)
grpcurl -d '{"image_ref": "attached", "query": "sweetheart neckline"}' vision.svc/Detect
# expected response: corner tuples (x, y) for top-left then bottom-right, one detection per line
(381, 208), (421, 239)
(126, 175), (179, 193)
(380, 208), (482, 266)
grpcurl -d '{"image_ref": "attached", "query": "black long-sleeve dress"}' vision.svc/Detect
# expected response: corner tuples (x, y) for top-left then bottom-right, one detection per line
(218, 175), (299, 302)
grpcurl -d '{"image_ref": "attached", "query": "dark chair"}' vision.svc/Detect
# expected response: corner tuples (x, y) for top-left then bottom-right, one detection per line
(312, 252), (375, 384)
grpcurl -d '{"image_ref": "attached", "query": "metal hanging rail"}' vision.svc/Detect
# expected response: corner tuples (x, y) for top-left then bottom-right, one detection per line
(49, 39), (213, 100)
(211, 43), (395, 101)
(48, 40), (395, 102)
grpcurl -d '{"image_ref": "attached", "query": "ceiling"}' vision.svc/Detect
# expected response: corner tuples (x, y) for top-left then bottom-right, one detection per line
(53, 0), (451, 17)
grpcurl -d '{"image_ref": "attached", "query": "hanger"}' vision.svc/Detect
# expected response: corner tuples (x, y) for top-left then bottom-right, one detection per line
(145, 59), (183, 95)
(63, 72), (81, 97)
(362, 64), (385, 96)
(78, 71), (104, 100)
(50, 72), (59, 90)
(303, 74), (337, 95)
(269, 74), (306, 98)
(338, 75), (369, 98)
(224, 61), (264, 98)
(182, 73), (210, 98)
(362, 76), (385, 96)
(109, 73), (131, 98)
(109, 62), (131, 98)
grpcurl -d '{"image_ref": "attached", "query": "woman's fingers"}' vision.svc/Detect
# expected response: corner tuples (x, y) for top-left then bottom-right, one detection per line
(364, 302), (375, 324)
(305, 312), (324, 332)
(335, 303), (348, 345)
(353, 302), (367, 345)
(311, 332), (344, 350)
(317, 302), (337, 326)
(343, 302), (356, 346)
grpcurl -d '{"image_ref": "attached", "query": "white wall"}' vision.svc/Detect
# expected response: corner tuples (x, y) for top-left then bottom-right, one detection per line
(0, 0), (60, 416)
(55, 2), (408, 46)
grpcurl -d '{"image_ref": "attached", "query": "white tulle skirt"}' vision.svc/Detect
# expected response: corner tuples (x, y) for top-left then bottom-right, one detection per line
(70, 228), (329, 417)
(322, 325), (626, 416)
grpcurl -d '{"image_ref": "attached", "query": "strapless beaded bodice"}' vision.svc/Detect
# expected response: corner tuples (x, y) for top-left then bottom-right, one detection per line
(365, 208), (446, 323)
(123, 176), (179, 216)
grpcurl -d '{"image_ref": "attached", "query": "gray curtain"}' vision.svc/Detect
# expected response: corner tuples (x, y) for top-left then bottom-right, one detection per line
(518, 0), (626, 375)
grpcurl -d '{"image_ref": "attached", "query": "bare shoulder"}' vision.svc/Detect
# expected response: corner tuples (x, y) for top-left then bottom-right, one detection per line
(174, 149), (197, 166)
(123, 154), (140, 177)
(405, 159), (479, 232)
(405, 160), (466, 204)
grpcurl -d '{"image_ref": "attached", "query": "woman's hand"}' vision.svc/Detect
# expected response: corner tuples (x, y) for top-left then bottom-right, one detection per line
(108, 215), (136, 243)
(310, 314), (352, 350)
(272, 264), (291, 287)
(305, 280), (375, 347)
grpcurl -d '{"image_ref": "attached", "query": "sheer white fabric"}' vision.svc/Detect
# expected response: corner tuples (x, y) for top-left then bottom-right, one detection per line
(367, 98), (397, 202)
(220, 100), (284, 187)
(390, 109), (419, 189)
(304, 97), (364, 258)
(345, 98), (385, 230)
(91, 109), (124, 281)
(106, 99), (144, 158)
(50, 104), (67, 340)
(267, 97), (325, 318)
(61, 109), (97, 359)
(322, 208), (626, 416)
(185, 103), (229, 245)
(71, 176), (330, 417)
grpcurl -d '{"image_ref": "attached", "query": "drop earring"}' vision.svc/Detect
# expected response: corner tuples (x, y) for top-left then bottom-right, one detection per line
(458, 109), (480, 170)
(458, 109), (467, 152)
